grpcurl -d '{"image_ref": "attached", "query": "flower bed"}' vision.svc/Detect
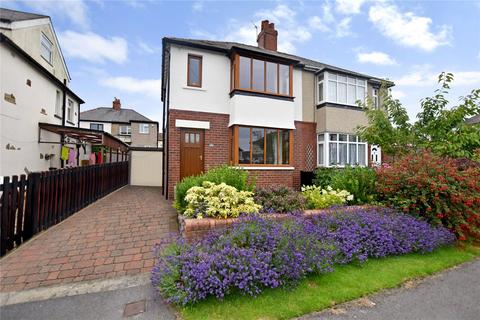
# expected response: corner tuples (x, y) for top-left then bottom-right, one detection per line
(178, 206), (369, 243)
(156, 206), (455, 305)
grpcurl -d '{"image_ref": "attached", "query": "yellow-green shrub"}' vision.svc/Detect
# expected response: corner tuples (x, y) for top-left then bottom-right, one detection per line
(184, 181), (261, 219)
(301, 185), (353, 209)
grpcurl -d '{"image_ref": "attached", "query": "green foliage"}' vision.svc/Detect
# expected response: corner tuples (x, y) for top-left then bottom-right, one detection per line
(174, 166), (254, 213)
(357, 73), (480, 160)
(329, 166), (377, 204)
(301, 185), (353, 209)
(312, 167), (338, 188)
(183, 181), (261, 219)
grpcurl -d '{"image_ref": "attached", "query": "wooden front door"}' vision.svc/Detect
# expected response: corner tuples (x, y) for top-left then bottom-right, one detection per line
(180, 129), (204, 179)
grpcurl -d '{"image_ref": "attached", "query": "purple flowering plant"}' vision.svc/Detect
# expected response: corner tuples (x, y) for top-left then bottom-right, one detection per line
(152, 207), (455, 305)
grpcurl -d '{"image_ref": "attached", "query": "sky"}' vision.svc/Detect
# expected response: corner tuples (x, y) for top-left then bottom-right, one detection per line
(3, 0), (480, 126)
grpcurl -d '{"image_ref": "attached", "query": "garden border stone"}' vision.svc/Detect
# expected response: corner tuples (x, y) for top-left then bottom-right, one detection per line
(178, 205), (375, 242)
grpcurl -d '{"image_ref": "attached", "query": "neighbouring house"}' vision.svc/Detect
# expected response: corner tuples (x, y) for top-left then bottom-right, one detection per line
(80, 98), (159, 148)
(0, 8), (105, 178)
(161, 20), (393, 198)
(157, 132), (164, 148)
(466, 114), (480, 125)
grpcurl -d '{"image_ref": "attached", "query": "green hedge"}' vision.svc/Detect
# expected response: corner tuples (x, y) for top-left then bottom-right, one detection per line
(174, 166), (255, 213)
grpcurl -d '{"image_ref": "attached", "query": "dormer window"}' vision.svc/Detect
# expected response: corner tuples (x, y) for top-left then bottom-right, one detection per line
(318, 71), (366, 106)
(232, 54), (292, 97)
(41, 33), (53, 64)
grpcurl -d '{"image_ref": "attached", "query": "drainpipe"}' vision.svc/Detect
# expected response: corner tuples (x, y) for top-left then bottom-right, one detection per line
(60, 79), (67, 168)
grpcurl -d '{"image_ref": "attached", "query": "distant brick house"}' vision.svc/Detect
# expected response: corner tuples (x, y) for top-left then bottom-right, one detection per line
(80, 98), (159, 148)
(161, 20), (392, 199)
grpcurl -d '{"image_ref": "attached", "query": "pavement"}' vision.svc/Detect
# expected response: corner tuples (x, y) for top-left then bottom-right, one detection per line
(0, 274), (176, 320)
(0, 186), (178, 293)
(299, 259), (480, 320)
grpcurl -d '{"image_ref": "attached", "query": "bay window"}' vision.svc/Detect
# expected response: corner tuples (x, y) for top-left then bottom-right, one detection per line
(318, 71), (367, 106)
(233, 54), (292, 96)
(318, 133), (367, 167)
(235, 126), (292, 166)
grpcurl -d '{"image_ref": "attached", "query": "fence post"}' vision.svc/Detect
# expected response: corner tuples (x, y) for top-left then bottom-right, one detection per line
(0, 176), (10, 256)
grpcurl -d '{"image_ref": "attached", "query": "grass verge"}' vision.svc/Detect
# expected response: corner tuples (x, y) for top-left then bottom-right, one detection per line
(180, 245), (480, 320)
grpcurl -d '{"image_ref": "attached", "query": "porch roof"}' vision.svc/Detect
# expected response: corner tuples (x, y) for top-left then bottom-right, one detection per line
(38, 122), (129, 152)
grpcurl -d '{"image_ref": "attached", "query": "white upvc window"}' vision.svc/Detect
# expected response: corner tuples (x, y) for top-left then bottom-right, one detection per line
(119, 125), (131, 135)
(139, 123), (150, 134)
(41, 33), (53, 63)
(67, 99), (74, 122)
(318, 71), (367, 106)
(317, 133), (368, 167)
(55, 90), (62, 116)
(373, 88), (379, 109)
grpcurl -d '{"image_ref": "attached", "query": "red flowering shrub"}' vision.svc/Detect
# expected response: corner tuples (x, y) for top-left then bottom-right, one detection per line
(376, 151), (480, 240)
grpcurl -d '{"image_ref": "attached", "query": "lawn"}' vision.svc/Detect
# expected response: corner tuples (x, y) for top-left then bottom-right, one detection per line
(180, 245), (480, 320)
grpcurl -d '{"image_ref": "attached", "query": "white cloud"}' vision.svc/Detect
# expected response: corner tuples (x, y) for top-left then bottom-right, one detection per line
(308, 3), (352, 38)
(192, 1), (204, 12)
(395, 69), (480, 87)
(59, 31), (128, 64)
(24, 0), (89, 29)
(99, 76), (161, 99)
(369, 2), (452, 51)
(138, 40), (160, 54)
(357, 51), (397, 65)
(196, 4), (312, 53)
(335, 0), (366, 15)
(391, 89), (406, 99)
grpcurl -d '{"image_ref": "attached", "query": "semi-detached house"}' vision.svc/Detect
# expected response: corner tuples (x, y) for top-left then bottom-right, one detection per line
(162, 20), (392, 199)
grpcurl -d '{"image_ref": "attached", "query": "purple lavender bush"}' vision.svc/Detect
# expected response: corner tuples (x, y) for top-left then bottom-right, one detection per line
(152, 207), (455, 305)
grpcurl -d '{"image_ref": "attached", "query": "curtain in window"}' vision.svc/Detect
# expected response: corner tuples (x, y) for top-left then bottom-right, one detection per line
(266, 129), (278, 164)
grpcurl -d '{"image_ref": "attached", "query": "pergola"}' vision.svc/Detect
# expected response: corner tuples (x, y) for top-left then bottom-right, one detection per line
(38, 122), (129, 165)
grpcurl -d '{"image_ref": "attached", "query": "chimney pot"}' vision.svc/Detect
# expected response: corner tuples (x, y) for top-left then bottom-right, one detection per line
(257, 20), (278, 51)
(113, 97), (121, 111)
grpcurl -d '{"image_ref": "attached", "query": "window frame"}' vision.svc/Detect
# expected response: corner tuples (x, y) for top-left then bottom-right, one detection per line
(67, 99), (74, 122)
(231, 53), (293, 98)
(232, 125), (293, 167)
(373, 88), (379, 109)
(119, 125), (131, 135)
(318, 71), (367, 106)
(139, 123), (150, 134)
(90, 123), (104, 131)
(317, 132), (368, 167)
(40, 33), (53, 64)
(187, 54), (203, 87)
(55, 90), (62, 117)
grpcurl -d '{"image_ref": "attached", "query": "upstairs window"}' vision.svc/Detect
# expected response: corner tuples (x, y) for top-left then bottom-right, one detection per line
(234, 54), (292, 96)
(119, 125), (131, 135)
(67, 99), (74, 122)
(55, 90), (62, 116)
(139, 123), (150, 134)
(187, 54), (202, 87)
(41, 33), (53, 64)
(90, 123), (104, 131)
(318, 71), (366, 106)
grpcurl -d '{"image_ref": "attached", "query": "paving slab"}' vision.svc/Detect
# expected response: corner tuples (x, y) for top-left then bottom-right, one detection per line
(0, 186), (178, 293)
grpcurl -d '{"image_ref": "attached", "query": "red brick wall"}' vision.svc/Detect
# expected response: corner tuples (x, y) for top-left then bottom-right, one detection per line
(167, 111), (317, 198)
(167, 109), (230, 198)
(293, 121), (317, 188)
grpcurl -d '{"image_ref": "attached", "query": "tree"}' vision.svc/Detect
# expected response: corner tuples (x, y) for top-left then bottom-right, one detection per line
(357, 72), (480, 160)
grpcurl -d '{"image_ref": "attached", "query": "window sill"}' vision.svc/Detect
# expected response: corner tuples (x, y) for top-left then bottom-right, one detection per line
(316, 102), (363, 110)
(230, 89), (294, 101)
(236, 166), (295, 171)
(183, 86), (206, 92)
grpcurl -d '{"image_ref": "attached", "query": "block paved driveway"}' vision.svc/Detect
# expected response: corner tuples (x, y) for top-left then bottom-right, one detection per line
(0, 186), (178, 293)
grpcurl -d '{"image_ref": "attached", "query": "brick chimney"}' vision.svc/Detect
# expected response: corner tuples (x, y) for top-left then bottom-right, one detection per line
(257, 20), (278, 51)
(112, 97), (121, 111)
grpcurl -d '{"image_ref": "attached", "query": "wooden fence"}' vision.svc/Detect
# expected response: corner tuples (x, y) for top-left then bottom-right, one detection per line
(0, 161), (129, 257)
